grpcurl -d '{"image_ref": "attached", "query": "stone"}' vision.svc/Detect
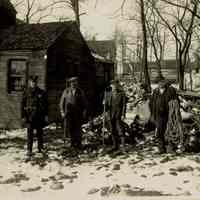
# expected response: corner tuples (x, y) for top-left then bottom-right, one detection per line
(88, 188), (99, 195)
(113, 164), (120, 170)
(50, 182), (64, 190)
(153, 172), (165, 177)
(21, 186), (41, 192)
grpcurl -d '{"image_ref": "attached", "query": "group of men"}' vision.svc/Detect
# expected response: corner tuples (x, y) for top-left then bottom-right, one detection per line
(21, 75), (183, 160)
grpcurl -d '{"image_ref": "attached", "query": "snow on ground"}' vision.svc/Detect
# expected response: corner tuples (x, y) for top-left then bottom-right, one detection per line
(1, 120), (200, 200)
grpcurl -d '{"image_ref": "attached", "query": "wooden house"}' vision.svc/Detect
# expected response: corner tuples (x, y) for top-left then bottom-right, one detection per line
(0, 2), (97, 128)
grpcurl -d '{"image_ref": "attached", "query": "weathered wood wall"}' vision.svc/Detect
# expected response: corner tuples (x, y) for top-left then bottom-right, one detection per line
(46, 25), (96, 122)
(0, 50), (46, 128)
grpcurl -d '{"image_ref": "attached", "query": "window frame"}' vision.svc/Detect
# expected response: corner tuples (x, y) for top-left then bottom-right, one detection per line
(7, 59), (28, 94)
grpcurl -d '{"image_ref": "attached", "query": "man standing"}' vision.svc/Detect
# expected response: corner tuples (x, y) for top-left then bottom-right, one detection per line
(59, 77), (87, 150)
(104, 79), (126, 151)
(21, 75), (48, 159)
(149, 79), (182, 153)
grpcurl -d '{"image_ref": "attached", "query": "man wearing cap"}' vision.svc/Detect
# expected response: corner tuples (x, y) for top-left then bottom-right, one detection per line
(103, 79), (126, 151)
(149, 79), (180, 153)
(59, 77), (87, 150)
(21, 75), (48, 159)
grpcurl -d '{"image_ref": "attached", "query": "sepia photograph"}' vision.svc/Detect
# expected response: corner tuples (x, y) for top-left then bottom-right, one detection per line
(0, 0), (200, 199)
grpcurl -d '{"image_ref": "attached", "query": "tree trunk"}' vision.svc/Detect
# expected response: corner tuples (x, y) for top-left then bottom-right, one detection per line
(155, 60), (164, 82)
(179, 57), (184, 90)
(140, 0), (151, 92)
(72, 0), (80, 28)
(189, 58), (193, 91)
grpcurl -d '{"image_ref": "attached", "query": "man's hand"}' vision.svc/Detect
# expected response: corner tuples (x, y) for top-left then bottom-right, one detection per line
(61, 112), (65, 119)
(45, 116), (48, 123)
(21, 118), (26, 127)
(121, 115), (126, 121)
(83, 110), (87, 120)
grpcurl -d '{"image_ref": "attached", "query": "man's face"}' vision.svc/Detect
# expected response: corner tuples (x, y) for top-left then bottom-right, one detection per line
(70, 80), (78, 89)
(111, 83), (117, 91)
(28, 80), (36, 88)
(158, 85), (165, 94)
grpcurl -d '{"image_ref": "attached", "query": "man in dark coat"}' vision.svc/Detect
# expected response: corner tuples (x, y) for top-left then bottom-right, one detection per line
(59, 77), (87, 150)
(104, 79), (126, 150)
(21, 75), (48, 159)
(149, 79), (179, 153)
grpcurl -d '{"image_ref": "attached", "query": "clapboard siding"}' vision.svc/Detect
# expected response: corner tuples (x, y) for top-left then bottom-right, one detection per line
(0, 50), (46, 128)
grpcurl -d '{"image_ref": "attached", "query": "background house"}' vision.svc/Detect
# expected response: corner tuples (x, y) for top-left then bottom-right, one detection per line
(121, 59), (199, 83)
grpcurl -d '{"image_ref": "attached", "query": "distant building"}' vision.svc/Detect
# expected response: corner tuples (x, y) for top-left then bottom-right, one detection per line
(121, 59), (199, 82)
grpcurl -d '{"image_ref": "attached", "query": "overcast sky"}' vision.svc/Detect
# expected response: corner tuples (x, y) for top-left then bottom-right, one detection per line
(12, 0), (185, 59)
(13, 0), (133, 40)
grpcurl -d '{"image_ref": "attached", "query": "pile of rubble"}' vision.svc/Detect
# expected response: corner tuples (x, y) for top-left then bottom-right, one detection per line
(81, 79), (200, 153)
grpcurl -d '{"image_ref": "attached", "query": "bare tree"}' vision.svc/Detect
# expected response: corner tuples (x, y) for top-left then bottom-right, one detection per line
(139, 0), (151, 91)
(119, 0), (151, 89)
(146, 3), (166, 82)
(50, 0), (87, 28)
(151, 0), (199, 90)
(12, 0), (54, 23)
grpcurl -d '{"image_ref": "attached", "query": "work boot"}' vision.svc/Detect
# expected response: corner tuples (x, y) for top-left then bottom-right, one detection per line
(25, 152), (33, 162)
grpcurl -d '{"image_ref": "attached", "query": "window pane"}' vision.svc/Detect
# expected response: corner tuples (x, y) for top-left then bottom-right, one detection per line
(10, 77), (25, 91)
(8, 60), (27, 93)
(10, 60), (26, 75)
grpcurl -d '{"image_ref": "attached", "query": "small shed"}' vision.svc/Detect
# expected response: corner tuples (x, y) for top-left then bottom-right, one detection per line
(87, 40), (115, 113)
(0, 21), (96, 128)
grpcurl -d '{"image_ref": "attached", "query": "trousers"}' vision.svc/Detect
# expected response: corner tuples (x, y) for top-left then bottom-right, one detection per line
(27, 126), (43, 154)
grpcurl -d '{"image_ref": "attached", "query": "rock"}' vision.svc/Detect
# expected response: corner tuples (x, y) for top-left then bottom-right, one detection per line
(169, 171), (178, 176)
(105, 173), (113, 178)
(88, 188), (99, 195)
(0, 174), (29, 184)
(141, 174), (147, 178)
(182, 191), (192, 196)
(41, 178), (49, 182)
(183, 180), (190, 184)
(113, 164), (120, 170)
(109, 184), (121, 194)
(125, 189), (169, 196)
(153, 172), (165, 177)
(21, 186), (41, 192)
(121, 184), (131, 188)
(48, 175), (56, 181)
(160, 156), (171, 163)
(100, 186), (110, 196)
(176, 166), (194, 172)
(144, 162), (157, 167)
(50, 182), (64, 190)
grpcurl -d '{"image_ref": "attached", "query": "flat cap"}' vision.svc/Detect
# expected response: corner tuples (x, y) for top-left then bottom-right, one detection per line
(110, 79), (120, 85)
(158, 79), (170, 88)
(68, 76), (78, 82)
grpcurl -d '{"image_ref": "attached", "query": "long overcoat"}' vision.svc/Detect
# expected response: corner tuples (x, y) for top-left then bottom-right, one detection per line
(59, 87), (87, 124)
(21, 86), (48, 128)
(104, 88), (126, 120)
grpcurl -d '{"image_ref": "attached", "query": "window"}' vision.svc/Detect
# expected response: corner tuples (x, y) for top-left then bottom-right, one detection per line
(8, 59), (27, 93)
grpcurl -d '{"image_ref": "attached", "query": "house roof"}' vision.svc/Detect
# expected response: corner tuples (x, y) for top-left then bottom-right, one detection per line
(0, 0), (16, 15)
(87, 40), (116, 62)
(0, 21), (74, 50)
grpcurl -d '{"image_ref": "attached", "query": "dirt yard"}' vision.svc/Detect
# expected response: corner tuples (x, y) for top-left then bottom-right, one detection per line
(1, 125), (200, 200)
